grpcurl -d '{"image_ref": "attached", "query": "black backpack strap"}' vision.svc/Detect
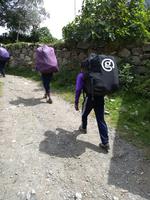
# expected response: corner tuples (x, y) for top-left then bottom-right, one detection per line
(90, 77), (94, 101)
(82, 90), (86, 101)
(82, 90), (86, 111)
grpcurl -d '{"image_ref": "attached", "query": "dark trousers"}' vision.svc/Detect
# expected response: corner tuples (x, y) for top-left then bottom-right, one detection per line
(41, 73), (53, 94)
(0, 61), (6, 77)
(82, 95), (108, 144)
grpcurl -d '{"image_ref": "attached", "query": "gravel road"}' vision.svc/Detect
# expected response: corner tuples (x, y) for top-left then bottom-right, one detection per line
(0, 75), (150, 200)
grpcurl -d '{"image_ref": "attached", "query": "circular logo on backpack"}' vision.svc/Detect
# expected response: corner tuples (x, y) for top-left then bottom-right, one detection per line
(101, 58), (115, 72)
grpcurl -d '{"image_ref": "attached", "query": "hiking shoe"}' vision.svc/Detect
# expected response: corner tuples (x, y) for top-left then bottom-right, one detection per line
(47, 98), (53, 104)
(43, 94), (47, 99)
(79, 125), (87, 134)
(99, 143), (110, 152)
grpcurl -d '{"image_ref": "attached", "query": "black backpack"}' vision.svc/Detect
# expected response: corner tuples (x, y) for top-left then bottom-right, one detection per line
(82, 54), (119, 97)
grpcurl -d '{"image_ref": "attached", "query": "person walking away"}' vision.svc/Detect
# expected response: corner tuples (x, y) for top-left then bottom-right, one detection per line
(75, 63), (109, 151)
(41, 72), (53, 103)
(75, 54), (119, 152)
(0, 46), (10, 77)
(35, 45), (59, 104)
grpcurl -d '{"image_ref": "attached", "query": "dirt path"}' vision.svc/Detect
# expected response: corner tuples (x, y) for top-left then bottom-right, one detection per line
(0, 75), (150, 200)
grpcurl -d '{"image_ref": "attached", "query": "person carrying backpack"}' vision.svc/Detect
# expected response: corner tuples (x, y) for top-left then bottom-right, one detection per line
(0, 46), (10, 77)
(35, 45), (59, 104)
(41, 72), (53, 103)
(75, 53), (119, 152)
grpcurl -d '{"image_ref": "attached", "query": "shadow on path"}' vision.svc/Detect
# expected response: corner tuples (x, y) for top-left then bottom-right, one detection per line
(108, 134), (150, 199)
(33, 88), (43, 92)
(9, 96), (46, 106)
(39, 128), (107, 158)
(107, 92), (150, 199)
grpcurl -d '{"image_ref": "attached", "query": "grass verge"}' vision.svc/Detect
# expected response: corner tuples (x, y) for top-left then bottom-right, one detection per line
(105, 91), (150, 158)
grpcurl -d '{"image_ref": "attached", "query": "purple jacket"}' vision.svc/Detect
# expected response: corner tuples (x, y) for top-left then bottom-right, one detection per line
(0, 47), (10, 61)
(75, 72), (84, 105)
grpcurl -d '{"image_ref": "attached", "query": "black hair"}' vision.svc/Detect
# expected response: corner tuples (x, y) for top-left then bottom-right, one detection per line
(81, 58), (89, 69)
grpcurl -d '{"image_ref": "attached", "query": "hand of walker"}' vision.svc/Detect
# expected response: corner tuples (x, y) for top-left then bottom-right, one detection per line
(75, 104), (79, 111)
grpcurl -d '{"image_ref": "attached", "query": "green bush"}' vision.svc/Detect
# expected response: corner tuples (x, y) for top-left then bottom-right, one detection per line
(119, 63), (134, 90)
(133, 75), (150, 98)
(63, 0), (150, 45)
(133, 60), (150, 98)
(53, 66), (80, 91)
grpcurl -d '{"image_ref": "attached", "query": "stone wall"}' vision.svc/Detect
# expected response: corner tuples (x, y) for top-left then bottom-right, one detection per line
(6, 42), (150, 75)
(7, 43), (37, 68)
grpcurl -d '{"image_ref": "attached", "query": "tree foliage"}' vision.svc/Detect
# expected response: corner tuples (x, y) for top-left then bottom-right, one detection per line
(62, 0), (150, 44)
(30, 27), (54, 43)
(0, 0), (48, 33)
(0, 27), (55, 44)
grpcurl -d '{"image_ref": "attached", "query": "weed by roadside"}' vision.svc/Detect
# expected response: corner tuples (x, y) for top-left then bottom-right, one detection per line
(105, 91), (150, 156)
(6, 66), (40, 82)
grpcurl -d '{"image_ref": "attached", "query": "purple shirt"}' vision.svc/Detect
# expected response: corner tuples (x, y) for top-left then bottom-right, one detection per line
(75, 72), (84, 105)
